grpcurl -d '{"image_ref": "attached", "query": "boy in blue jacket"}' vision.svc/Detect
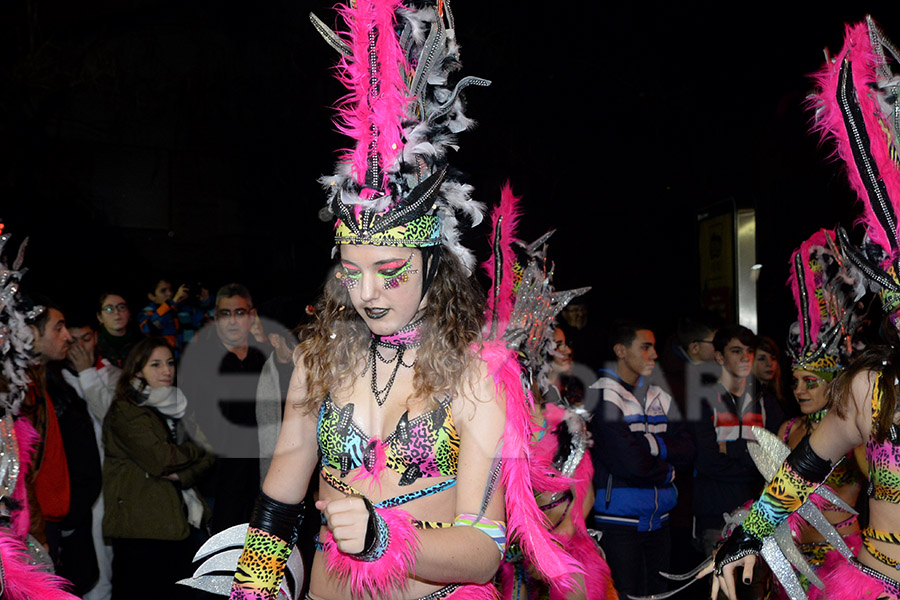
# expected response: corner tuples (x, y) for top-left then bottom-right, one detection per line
(589, 321), (693, 597)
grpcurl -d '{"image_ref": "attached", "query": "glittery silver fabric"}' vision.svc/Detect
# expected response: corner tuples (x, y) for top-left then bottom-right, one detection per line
(762, 536), (808, 600)
(773, 522), (822, 589)
(0, 415), (20, 505)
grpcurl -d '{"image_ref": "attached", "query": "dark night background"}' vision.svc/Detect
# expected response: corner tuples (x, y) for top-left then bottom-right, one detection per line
(3, 1), (900, 344)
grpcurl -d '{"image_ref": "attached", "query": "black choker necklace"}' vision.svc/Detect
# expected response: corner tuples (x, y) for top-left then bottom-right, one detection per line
(366, 318), (423, 406)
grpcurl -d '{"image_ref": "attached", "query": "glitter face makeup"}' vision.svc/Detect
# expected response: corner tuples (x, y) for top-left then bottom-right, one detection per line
(379, 253), (418, 290)
(337, 265), (361, 290)
(338, 246), (427, 337)
(791, 375), (823, 390)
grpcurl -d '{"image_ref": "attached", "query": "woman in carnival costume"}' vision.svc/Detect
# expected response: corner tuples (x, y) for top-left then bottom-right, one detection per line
(190, 2), (582, 599)
(0, 222), (80, 599)
(770, 229), (866, 599)
(710, 17), (900, 600)
(481, 185), (616, 600)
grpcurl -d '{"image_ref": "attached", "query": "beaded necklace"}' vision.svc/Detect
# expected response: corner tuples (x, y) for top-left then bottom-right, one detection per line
(365, 317), (424, 407)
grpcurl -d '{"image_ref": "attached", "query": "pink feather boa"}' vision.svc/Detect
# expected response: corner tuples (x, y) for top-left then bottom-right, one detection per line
(321, 505), (419, 599)
(529, 404), (575, 498)
(11, 417), (39, 541)
(0, 529), (77, 600)
(816, 552), (899, 600)
(512, 403), (615, 600)
(334, 0), (409, 189)
(481, 341), (583, 598)
(810, 21), (900, 257)
(447, 582), (500, 599)
(482, 183), (523, 336)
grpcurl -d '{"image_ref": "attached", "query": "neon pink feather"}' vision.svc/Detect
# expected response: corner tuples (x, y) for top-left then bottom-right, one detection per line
(0, 529), (78, 600)
(334, 0), (409, 188)
(810, 21), (900, 258)
(351, 438), (387, 494)
(480, 340), (583, 598)
(530, 404), (575, 496)
(818, 546), (888, 600)
(549, 529), (617, 600)
(482, 183), (523, 335)
(12, 417), (39, 541)
(787, 229), (834, 349)
(446, 582), (500, 599)
(321, 505), (419, 599)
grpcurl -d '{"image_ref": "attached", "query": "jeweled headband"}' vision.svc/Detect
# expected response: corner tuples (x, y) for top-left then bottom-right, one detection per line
(313, 1), (490, 272)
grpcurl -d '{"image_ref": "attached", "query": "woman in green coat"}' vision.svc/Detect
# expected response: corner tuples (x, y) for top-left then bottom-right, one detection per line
(102, 337), (213, 600)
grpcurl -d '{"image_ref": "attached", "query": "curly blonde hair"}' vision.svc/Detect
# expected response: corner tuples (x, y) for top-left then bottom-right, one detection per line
(295, 249), (485, 414)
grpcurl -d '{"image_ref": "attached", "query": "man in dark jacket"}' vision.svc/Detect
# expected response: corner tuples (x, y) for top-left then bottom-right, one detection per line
(180, 283), (268, 533)
(589, 321), (693, 597)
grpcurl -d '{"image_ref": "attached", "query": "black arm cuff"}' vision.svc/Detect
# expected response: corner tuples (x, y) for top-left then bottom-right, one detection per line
(787, 434), (833, 483)
(249, 492), (305, 546)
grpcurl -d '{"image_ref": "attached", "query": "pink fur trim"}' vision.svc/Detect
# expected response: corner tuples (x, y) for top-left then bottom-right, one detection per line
(480, 341), (583, 598)
(0, 529), (77, 600)
(482, 183), (523, 335)
(529, 405), (574, 497)
(818, 553), (893, 600)
(334, 0), (409, 188)
(550, 530), (617, 600)
(447, 582), (500, 599)
(12, 417), (39, 541)
(321, 505), (418, 599)
(810, 21), (900, 257)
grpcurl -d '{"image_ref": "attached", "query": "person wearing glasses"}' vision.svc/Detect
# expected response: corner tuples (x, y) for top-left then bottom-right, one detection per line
(96, 292), (142, 368)
(179, 283), (268, 534)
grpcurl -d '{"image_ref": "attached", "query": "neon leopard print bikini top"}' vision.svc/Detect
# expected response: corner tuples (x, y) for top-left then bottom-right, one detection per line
(866, 373), (900, 504)
(317, 394), (460, 486)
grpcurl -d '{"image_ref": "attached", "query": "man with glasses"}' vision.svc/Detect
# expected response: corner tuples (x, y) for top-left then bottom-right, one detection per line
(180, 283), (268, 533)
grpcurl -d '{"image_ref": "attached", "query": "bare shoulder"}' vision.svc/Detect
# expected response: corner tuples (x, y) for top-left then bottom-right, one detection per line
(453, 350), (506, 428)
(847, 369), (879, 416)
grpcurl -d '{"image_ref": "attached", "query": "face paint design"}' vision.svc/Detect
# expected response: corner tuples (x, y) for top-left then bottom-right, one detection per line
(337, 265), (361, 290)
(792, 375), (823, 390)
(379, 253), (418, 290)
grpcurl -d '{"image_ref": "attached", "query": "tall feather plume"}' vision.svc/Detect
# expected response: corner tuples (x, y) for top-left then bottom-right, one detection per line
(481, 341), (583, 597)
(482, 183), (522, 337)
(334, 0), (409, 191)
(809, 20), (900, 258)
(787, 229), (832, 350)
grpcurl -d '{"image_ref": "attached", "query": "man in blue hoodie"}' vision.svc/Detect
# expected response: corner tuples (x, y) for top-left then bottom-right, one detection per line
(589, 321), (693, 597)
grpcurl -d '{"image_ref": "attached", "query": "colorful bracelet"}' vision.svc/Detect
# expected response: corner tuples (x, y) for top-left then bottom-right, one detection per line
(454, 513), (507, 558)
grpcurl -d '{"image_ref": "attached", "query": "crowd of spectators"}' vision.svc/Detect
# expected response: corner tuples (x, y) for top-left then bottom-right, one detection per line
(20, 277), (804, 599)
(21, 280), (304, 599)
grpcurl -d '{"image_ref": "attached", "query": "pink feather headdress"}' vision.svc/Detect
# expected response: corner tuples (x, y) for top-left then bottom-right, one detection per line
(312, 1), (490, 274)
(785, 228), (863, 373)
(482, 183), (590, 386)
(809, 17), (900, 326)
